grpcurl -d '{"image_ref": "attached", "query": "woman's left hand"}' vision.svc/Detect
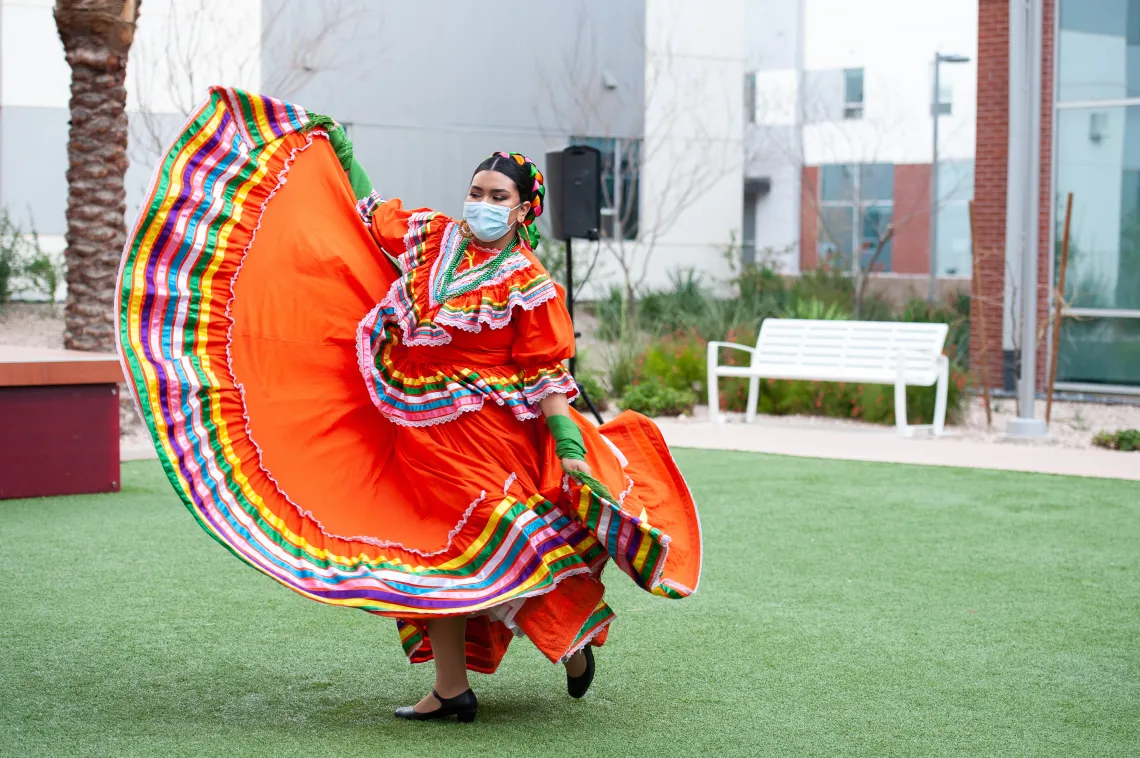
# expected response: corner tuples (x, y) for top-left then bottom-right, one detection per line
(562, 458), (592, 476)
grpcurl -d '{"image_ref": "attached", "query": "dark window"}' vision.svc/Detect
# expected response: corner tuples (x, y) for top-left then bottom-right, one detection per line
(821, 165), (855, 202)
(843, 68), (864, 119)
(817, 163), (895, 271)
(569, 136), (641, 241)
(744, 71), (757, 124)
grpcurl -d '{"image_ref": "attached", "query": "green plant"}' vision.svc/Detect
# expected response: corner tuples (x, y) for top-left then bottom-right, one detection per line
(736, 259), (787, 307)
(590, 286), (626, 342)
(901, 295), (971, 370)
(635, 330), (707, 396)
(1092, 429), (1140, 452)
(571, 370), (610, 413)
(601, 330), (643, 399)
(718, 369), (969, 427)
(782, 296), (852, 321)
(619, 377), (696, 417)
(0, 209), (58, 309)
(21, 247), (62, 307)
(637, 268), (710, 336)
(790, 264), (855, 312)
(0, 209), (21, 306)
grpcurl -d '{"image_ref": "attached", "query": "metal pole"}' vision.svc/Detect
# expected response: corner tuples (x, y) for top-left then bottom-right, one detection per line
(566, 237), (576, 376)
(1008, 0), (1048, 437)
(929, 54), (941, 302)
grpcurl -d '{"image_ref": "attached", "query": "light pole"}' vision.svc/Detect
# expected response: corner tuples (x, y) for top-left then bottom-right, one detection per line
(929, 52), (971, 303)
(1007, 0), (1048, 438)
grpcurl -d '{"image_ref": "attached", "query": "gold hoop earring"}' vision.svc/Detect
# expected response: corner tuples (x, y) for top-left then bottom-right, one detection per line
(458, 219), (474, 238)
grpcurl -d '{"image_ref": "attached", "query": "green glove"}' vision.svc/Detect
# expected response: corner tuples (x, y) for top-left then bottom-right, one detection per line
(546, 414), (586, 462)
(546, 415), (620, 502)
(327, 124), (375, 202)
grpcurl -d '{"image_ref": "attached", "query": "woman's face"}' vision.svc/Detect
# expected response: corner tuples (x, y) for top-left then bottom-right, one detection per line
(467, 170), (531, 226)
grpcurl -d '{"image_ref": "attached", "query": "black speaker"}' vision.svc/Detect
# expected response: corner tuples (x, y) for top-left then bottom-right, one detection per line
(545, 146), (602, 241)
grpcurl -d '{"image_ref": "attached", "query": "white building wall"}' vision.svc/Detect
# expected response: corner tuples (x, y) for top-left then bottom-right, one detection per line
(801, 0), (977, 166)
(0, 0), (261, 300)
(632, 0), (744, 294)
(745, 2), (802, 272)
(1, 0), (71, 109)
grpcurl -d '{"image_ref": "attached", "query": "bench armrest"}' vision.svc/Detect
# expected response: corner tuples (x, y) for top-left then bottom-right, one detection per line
(707, 341), (755, 355)
(707, 341), (755, 368)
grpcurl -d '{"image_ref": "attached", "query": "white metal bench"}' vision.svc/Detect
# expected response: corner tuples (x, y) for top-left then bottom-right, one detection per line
(706, 318), (951, 436)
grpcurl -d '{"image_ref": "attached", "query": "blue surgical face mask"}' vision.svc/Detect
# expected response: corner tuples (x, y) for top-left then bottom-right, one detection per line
(463, 201), (520, 243)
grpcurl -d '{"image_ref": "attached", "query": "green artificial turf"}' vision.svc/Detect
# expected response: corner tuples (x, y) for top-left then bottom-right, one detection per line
(1, 453), (1137, 757)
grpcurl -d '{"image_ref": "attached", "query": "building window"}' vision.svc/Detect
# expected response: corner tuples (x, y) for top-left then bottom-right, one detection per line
(936, 160), (974, 276)
(744, 71), (757, 124)
(1054, 0), (1140, 388)
(817, 163), (894, 271)
(570, 136), (641, 241)
(843, 68), (864, 119)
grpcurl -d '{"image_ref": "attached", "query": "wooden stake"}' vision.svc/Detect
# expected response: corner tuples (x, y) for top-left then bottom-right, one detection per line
(1046, 192), (1074, 424)
(968, 200), (993, 427)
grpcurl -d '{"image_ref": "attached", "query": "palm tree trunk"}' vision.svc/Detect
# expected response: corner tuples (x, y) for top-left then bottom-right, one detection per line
(55, 1), (140, 352)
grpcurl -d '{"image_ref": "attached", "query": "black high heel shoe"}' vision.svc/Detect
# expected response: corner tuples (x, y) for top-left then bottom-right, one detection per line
(567, 646), (595, 699)
(394, 689), (478, 722)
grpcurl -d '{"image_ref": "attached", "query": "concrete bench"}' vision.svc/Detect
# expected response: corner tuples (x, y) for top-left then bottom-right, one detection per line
(0, 345), (123, 499)
(707, 318), (951, 436)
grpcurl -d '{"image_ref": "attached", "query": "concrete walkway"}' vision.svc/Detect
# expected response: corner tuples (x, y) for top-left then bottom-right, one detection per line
(655, 420), (1140, 482)
(121, 420), (1139, 482)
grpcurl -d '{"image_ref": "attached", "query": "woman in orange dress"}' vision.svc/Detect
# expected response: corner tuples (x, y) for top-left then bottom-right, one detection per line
(116, 88), (702, 723)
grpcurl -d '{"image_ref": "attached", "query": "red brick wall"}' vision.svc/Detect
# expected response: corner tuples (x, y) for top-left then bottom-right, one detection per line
(892, 164), (932, 275)
(800, 165), (819, 270)
(971, 0), (1054, 390)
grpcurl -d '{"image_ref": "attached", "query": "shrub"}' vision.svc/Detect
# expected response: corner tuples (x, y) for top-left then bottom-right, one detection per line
(635, 330), (707, 396)
(637, 268), (711, 336)
(0, 209), (59, 309)
(1092, 429), (1140, 452)
(718, 370), (969, 427)
(21, 248), (62, 306)
(736, 260), (786, 308)
(591, 286), (627, 342)
(601, 332), (642, 400)
(620, 378), (696, 417)
(571, 370), (610, 413)
(781, 296), (852, 321)
(790, 264), (854, 312)
(0, 209), (21, 306)
(902, 295), (971, 370)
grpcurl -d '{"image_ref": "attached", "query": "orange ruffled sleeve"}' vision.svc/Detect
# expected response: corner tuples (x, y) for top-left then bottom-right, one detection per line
(511, 282), (580, 405)
(356, 193), (447, 272)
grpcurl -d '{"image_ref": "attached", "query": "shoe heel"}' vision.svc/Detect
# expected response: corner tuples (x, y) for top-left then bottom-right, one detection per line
(457, 710), (477, 723)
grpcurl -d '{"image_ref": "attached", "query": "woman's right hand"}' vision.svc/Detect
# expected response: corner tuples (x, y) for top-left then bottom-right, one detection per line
(562, 458), (592, 476)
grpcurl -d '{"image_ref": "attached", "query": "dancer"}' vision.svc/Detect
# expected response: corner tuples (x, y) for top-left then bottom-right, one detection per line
(116, 88), (702, 723)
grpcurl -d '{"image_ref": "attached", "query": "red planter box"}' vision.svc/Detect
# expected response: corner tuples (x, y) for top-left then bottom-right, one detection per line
(0, 346), (122, 500)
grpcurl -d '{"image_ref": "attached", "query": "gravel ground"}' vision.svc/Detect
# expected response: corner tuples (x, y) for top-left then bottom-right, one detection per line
(0, 302), (64, 349)
(5, 302), (1138, 452)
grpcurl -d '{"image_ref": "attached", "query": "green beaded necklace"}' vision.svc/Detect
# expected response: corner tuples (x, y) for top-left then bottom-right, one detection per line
(433, 233), (520, 304)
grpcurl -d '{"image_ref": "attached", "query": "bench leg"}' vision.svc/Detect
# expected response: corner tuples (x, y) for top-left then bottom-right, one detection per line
(745, 376), (760, 424)
(933, 355), (950, 436)
(707, 343), (722, 424)
(895, 354), (911, 437)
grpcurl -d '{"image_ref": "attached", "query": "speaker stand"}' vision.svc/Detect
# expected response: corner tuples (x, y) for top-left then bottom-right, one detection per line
(564, 237), (604, 426)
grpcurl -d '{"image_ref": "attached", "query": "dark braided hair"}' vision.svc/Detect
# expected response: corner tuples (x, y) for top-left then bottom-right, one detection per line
(471, 152), (545, 248)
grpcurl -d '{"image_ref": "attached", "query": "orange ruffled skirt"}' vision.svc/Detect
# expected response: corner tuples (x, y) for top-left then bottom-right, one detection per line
(116, 87), (702, 672)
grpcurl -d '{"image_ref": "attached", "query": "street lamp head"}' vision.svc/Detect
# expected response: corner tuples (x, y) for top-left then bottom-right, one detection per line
(938, 53), (971, 64)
